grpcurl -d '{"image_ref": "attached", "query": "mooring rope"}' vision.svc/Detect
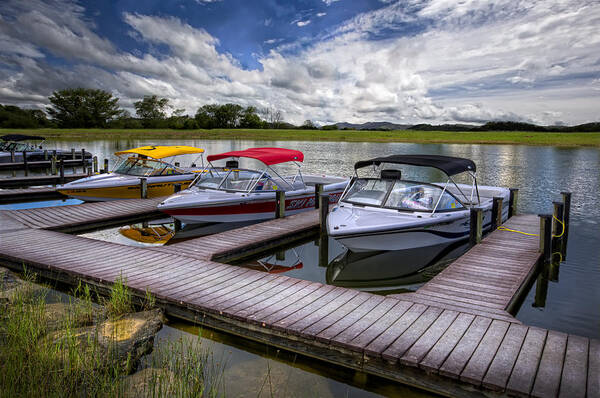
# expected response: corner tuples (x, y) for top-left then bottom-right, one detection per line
(497, 215), (565, 238)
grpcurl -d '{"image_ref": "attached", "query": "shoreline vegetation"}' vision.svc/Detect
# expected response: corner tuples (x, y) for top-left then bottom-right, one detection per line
(0, 268), (223, 397)
(2, 128), (600, 147)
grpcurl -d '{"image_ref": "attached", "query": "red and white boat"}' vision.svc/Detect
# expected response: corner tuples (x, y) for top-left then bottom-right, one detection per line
(157, 147), (349, 224)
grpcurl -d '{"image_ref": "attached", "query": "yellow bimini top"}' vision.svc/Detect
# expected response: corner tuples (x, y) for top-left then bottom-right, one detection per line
(115, 145), (204, 159)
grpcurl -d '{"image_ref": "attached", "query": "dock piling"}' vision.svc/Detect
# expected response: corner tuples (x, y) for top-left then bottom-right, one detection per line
(314, 183), (324, 209)
(51, 155), (57, 175)
(509, 188), (519, 218)
(140, 178), (148, 199)
(93, 156), (98, 173)
(44, 149), (48, 161)
(319, 193), (330, 234)
(103, 158), (109, 174)
(538, 214), (552, 264)
(275, 191), (285, 219)
(10, 150), (15, 162)
(87, 166), (92, 176)
(23, 151), (28, 176)
(173, 183), (181, 194)
(469, 207), (483, 246)
(552, 201), (565, 253)
(71, 148), (75, 160)
(491, 197), (503, 231)
(560, 192), (571, 257)
(59, 159), (65, 184)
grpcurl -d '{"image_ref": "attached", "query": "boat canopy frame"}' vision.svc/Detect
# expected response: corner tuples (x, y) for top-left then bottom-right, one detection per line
(345, 154), (481, 214)
(194, 148), (307, 193)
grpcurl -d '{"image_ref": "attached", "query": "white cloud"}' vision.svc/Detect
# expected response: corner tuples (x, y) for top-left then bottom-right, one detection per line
(0, 0), (598, 125)
(316, 12), (327, 17)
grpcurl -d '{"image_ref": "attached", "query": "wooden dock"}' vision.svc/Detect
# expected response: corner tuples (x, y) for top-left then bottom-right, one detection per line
(0, 187), (65, 203)
(0, 158), (89, 171)
(394, 214), (540, 322)
(0, 173), (88, 188)
(0, 202), (597, 397)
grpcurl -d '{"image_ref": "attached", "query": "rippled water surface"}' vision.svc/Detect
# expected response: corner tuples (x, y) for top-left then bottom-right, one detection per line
(2, 138), (599, 395)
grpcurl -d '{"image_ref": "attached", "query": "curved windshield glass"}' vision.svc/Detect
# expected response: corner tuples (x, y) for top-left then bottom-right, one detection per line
(343, 178), (463, 212)
(113, 157), (182, 177)
(195, 169), (278, 192)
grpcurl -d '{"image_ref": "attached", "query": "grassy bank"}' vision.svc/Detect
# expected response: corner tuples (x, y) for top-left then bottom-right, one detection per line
(2, 128), (599, 147)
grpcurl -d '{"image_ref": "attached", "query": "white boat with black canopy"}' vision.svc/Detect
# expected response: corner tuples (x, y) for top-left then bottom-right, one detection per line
(327, 154), (510, 252)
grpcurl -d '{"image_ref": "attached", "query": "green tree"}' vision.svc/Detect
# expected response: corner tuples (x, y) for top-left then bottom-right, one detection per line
(195, 104), (219, 129)
(215, 103), (243, 128)
(134, 95), (170, 128)
(240, 106), (263, 128)
(301, 119), (317, 130)
(46, 88), (123, 128)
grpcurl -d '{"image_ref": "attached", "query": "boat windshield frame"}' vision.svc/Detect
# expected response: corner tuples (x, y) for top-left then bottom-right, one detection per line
(341, 177), (467, 213)
(112, 156), (190, 177)
(190, 159), (305, 194)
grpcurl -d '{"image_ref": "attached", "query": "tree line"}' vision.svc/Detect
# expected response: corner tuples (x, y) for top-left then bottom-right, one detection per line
(0, 88), (306, 130)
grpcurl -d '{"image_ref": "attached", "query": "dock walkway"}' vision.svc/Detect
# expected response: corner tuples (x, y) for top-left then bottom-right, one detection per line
(0, 173), (88, 188)
(0, 200), (597, 397)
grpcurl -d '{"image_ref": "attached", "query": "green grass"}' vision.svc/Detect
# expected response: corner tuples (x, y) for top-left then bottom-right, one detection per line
(0, 272), (225, 397)
(2, 127), (599, 147)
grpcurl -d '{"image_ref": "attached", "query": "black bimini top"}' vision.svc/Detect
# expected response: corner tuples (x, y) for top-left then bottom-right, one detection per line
(0, 134), (45, 142)
(354, 154), (476, 176)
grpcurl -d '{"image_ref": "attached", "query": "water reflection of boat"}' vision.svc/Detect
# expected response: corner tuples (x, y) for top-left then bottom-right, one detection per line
(326, 241), (468, 290)
(242, 248), (304, 274)
(0, 134), (91, 163)
(119, 224), (175, 245)
(327, 154), (509, 252)
(158, 147), (348, 224)
(58, 145), (206, 201)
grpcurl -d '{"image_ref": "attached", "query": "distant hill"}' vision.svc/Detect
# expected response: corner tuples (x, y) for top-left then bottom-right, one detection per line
(332, 121), (600, 132)
(335, 121), (412, 130)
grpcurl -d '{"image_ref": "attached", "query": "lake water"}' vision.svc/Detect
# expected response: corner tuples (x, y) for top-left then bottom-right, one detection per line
(2, 138), (599, 395)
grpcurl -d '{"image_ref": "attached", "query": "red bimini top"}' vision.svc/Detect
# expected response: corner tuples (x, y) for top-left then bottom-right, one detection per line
(206, 147), (304, 166)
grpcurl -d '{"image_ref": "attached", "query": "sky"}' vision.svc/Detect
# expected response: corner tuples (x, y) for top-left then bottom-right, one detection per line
(0, 0), (599, 126)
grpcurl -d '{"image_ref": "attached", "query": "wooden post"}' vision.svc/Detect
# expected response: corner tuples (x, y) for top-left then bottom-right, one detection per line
(469, 207), (483, 246)
(314, 183), (324, 209)
(10, 150), (15, 162)
(93, 156), (98, 173)
(140, 178), (148, 199)
(491, 197), (503, 231)
(59, 159), (65, 184)
(509, 188), (518, 218)
(51, 155), (57, 175)
(538, 214), (552, 264)
(173, 183), (182, 232)
(103, 158), (109, 173)
(319, 193), (330, 235)
(87, 166), (92, 176)
(275, 191), (285, 219)
(532, 270), (549, 308)
(44, 149), (48, 161)
(22, 151), (28, 176)
(560, 191), (571, 246)
(552, 201), (564, 254)
(71, 148), (75, 160)
(276, 250), (286, 261)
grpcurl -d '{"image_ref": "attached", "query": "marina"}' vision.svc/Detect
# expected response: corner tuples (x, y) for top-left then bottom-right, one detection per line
(0, 192), (597, 397)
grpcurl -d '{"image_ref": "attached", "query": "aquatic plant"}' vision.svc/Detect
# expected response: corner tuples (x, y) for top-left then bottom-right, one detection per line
(104, 273), (133, 318)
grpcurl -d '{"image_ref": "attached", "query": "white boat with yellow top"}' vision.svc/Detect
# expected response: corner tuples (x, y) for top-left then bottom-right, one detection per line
(58, 145), (206, 201)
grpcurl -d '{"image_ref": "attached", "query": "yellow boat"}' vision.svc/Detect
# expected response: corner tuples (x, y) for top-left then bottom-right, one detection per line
(119, 224), (175, 245)
(58, 145), (206, 201)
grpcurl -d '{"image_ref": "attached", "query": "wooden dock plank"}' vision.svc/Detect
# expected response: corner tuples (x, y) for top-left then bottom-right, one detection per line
(399, 309), (459, 367)
(531, 330), (568, 398)
(481, 322), (528, 391)
(588, 339), (600, 398)
(439, 316), (492, 379)
(381, 306), (443, 363)
(506, 327), (547, 397)
(419, 313), (475, 373)
(558, 335), (589, 398)
(363, 303), (427, 357)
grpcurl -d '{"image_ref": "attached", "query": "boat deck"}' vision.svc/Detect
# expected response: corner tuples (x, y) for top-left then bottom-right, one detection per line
(0, 199), (597, 397)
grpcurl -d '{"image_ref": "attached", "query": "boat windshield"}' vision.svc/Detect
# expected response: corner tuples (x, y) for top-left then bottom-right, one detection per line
(2, 142), (35, 152)
(113, 157), (184, 177)
(343, 178), (464, 212)
(194, 169), (279, 192)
